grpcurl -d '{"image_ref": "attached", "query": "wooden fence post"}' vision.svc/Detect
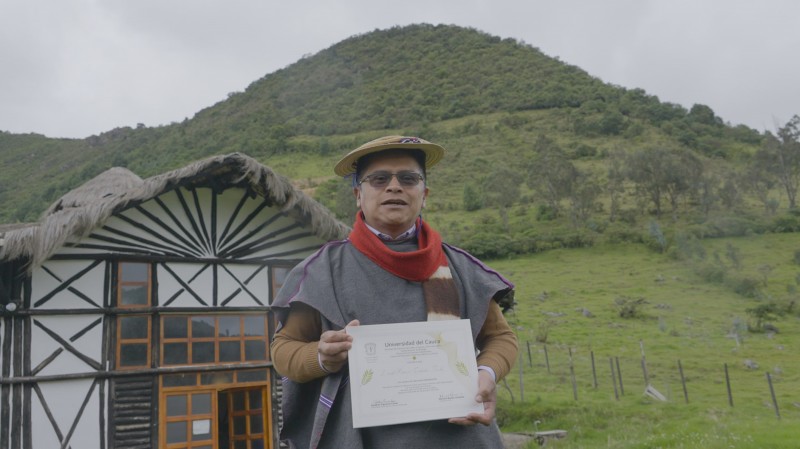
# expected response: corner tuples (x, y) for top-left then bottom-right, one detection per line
(640, 340), (649, 386)
(519, 349), (524, 403)
(678, 359), (689, 404)
(724, 363), (734, 407)
(568, 348), (578, 401)
(766, 372), (780, 419)
(615, 356), (624, 396)
(527, 341), (532, 368)
(610, 357), (619, 401)
(543, 344), (551, 374)
(590, 350), (598, 389)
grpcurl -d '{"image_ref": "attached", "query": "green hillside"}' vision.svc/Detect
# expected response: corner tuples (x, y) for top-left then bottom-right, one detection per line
(494, 233), (800, 448)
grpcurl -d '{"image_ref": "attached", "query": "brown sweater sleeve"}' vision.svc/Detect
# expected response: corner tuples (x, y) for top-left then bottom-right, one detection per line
(475, 300), (518, 382)
(270, 302), (329, 383)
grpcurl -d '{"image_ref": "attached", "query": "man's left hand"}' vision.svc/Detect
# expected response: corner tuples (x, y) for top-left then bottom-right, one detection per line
(448, 369), (496, 426)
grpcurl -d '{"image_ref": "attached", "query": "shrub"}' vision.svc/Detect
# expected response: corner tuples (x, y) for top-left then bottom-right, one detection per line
(534, 320), (553, 343)
(459, 232), (516, 259)
(670, 232), (706, 261)
(686, 216), (761, 238)
(463, 184), (483, 211)
(572, 143), (597, 158)
(536, 229), (595, 250)
(604, 222), (644, 244)
(745, 302), (784, 332)
(536, 204), (558, 221)
(614, 296), (648, 318)
(773, 214), (800, 233)
(726, 275), (761, 298)
(616, 209), (639, 225)
(696, 262), (727, 284)
(646, 221), (668, 253)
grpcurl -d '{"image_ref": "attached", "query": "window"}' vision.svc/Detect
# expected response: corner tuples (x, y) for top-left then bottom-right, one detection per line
(161, 369), (269, 389)
(163, 390), (216, 449)
(116, 261), (153, 369)
(161, 315), (268, 367)
(117, 315), (151, 369)
(119, 262), (151, 307)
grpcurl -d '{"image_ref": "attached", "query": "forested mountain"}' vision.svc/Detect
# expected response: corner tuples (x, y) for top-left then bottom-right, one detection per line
(2, 24), (797, 258)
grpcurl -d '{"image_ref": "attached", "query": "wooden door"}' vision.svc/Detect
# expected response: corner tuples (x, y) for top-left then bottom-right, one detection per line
(220, 387), (269, 449)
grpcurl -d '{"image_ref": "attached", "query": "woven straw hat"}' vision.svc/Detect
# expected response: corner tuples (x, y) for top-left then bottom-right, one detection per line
(334, 135), (446, 177)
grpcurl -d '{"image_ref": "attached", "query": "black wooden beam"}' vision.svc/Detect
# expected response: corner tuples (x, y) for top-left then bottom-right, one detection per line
(0, 361), (273, 385)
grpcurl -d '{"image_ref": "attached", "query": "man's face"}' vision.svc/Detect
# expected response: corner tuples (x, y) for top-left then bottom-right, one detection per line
(354, 153), (428, 238)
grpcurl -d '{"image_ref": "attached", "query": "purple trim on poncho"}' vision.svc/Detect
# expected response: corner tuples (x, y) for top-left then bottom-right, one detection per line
(319, 394), (333, 409)
(444, 242), (515, 289)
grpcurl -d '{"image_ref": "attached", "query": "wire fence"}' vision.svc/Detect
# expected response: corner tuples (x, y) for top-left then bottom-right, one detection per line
(501, 340), (798, 421)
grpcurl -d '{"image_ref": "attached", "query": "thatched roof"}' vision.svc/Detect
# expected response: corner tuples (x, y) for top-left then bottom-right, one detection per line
(0, 153), (350, 268)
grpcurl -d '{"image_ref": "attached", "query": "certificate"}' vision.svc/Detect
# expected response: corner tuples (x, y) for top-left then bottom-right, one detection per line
(346, 319), (483, 428)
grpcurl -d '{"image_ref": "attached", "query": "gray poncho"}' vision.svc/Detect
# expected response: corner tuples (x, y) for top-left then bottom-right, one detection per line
(272, 238), (514, 449)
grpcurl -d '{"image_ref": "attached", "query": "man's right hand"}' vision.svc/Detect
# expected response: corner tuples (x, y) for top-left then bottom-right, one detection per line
(317, 319), (360, 373)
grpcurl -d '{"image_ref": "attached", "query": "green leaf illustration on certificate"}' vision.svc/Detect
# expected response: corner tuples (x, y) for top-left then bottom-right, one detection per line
(361, 369), (373, 385)
(421, 330), (474, 391)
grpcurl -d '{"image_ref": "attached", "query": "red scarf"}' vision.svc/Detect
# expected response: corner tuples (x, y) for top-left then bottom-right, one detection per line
(349, 213), (447, 282)
(349, 213), (460, 320)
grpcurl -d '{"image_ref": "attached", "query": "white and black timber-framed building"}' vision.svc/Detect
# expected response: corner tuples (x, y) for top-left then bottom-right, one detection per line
(0, 153), (350, 449)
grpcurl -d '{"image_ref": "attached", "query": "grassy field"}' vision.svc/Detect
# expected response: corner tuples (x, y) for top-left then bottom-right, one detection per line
(490, 233), (800, 448)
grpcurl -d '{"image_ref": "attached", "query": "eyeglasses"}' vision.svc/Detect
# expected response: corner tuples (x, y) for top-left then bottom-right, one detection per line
(358, 170), (425, 188)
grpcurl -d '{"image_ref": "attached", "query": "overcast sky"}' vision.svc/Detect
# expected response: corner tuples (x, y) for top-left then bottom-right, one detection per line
(1, 0), (798, 139)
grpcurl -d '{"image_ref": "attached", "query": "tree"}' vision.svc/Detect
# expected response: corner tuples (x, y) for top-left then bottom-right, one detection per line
(687, 103), (722, 127)
(606, 149), (627, 222)
(624, 147), (703, 219)
(725, 243), (742, 270)
(526, 135), (577, 217)
(718, 170), (742, 210)
(481, 166), (523, 208)
(568, 170), (601, 227)
(693, 163), (721, 218)
(314, 178), (359, 221)
(334, 180), (359, 221)
(744, 150), (780, 214)
(463, 183), (483, 211)
(662, 149), (702, 219)
(746, 302), (783, 332)
(758, 115), (800, 209)
(573, 101), (627, 136)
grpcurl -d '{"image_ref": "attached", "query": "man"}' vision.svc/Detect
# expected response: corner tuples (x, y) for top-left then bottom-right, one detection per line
(271, 136), (518, 448)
